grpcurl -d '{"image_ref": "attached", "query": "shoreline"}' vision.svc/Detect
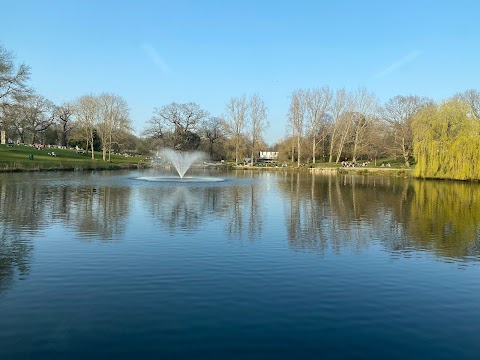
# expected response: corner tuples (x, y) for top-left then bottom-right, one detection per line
(321, 166), (413, 176)
(232, 164), (413, 176)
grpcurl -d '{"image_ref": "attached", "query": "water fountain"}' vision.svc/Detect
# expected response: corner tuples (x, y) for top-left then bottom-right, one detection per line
(137, 148), (225, 183)
(159, 148), (205, 178)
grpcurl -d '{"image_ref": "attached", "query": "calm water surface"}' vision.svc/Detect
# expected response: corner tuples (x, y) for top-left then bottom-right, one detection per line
(1, 169), (480, 359)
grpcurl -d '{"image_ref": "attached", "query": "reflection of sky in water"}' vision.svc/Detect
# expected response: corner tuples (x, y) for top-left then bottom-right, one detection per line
(1, 170), (480, 357)
(1, 170), (480, 261)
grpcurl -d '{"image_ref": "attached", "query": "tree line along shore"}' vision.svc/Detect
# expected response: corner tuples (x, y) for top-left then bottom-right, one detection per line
(1, 44), (479, 180)
(0, 142), (411, 176)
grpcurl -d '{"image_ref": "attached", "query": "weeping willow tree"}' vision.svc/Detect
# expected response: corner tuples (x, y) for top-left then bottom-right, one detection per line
(412, 99), (480, 180)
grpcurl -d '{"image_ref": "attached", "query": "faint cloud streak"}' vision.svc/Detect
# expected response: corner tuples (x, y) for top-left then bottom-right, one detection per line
(140, 43), (170, 73)
(374, 50), (423, 79)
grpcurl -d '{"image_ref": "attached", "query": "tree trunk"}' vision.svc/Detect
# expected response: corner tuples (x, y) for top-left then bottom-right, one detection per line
(291, 137), (295, 164)
(352, 129), (360, 162)
(328, 128), (337, 163)
(312, 134), (316, 164)
(61, 122), (67, 147)
(402, 137), (410, 166)
(90, 136), (95, 160)
(297, 135), (301, 167)
(235, 139), (239, 164)
(108, 134), (112, 161)
(335, 132), (348, 163)
(335, 122), (351, 163)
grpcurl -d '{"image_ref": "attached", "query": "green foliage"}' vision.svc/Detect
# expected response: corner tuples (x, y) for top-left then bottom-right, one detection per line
(412, 100), (480, 180)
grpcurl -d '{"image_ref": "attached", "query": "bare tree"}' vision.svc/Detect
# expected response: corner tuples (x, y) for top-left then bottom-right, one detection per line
(382, 95), (431, 166)
(225, 95), (248, 163)
(248, 94), (268, 165)
(283, 123), (295, 163)
(455, 89), (480, 120)
(305, 87), (332, 163)
(146, 102), (207, 151)
(288, 90), (305, 167)
(334, 91), (356, 163)
(328, 88), (348, 163)
(201, 116), (225, 158)
(143, 110), (164, 146)
(54, 102), (75, 147)
(6, 94), (55, 144)
(350, 88), (378, 162)
(108, 97), (131, 160)
(364, 119), (390, 165)
(0, 44), (30, 104)
(1, 100), (27, 143)
(97, 93), (131, 161)
(75, 94), (99, 159)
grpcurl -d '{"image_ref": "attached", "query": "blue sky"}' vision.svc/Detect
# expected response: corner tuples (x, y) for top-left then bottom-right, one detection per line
(2, 0), (479, 144)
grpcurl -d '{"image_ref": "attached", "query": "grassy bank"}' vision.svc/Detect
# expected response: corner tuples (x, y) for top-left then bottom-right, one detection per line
(0, 144), (150, 172)
(333, 166), (413, 176)
(308, 158), (414, 176)
(232, 159), (413, 176)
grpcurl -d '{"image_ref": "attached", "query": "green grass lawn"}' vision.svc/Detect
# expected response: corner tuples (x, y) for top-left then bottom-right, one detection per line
(0, 144), (148, 171)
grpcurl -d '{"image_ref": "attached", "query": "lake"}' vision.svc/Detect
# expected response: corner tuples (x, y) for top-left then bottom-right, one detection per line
(1, 169), (479, 359)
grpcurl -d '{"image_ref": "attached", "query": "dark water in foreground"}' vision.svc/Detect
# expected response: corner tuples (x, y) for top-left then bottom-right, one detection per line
(1, 169), (479, 359)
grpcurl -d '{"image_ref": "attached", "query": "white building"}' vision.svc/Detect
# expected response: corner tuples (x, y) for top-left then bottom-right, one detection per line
(258, 151), (278, 162)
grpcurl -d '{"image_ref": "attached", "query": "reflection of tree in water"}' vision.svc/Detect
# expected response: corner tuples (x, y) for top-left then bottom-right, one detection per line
(140, 178), (265, 240)
(0, 177), (132, 292)
(0, 228), (33, 294)
(224, 171), (266, 241)
(277, 172), (480, 262)
(279, 172), (348, 252)
(405, 181), (480, 259)
(63, 186), (131, 240)
(247, 184), (263, 240)
(278, 172), (379, 253)
(327, 174), (415, 253)
(0, 176), (132, 241)
(224, 183), (264, 241)
(0, 179), (51, 231)
(141, 186), (226, 231)
(12, 182), (132, 241)
(0, 180), (37, 293)
(224, 186), (244, 238)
